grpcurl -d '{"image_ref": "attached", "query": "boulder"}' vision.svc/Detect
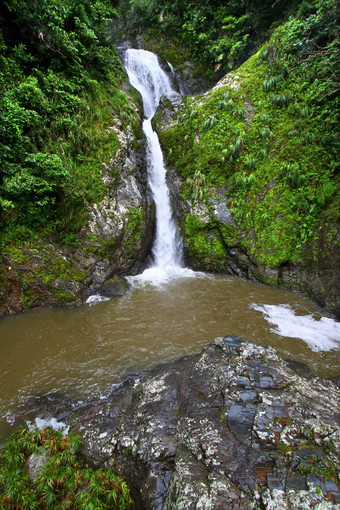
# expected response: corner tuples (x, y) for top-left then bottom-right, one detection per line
(152, 91), (183, 133)
(66, 337), (340, 509)
(98, 276), (130, 297)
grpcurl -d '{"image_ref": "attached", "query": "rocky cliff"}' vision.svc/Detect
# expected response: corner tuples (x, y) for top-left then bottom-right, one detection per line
(152, 40), (340, 319)
(0, 87), (154, 316)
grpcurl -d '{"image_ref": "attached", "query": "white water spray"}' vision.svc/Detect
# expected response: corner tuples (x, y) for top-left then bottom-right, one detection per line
(124, 49), (195, 283)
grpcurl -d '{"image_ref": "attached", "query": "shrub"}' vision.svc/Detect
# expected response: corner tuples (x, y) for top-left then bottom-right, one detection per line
(0, 426), (132, 509)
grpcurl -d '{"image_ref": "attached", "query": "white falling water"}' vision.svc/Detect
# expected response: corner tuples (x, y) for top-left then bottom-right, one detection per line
(124, 49), (195, 284)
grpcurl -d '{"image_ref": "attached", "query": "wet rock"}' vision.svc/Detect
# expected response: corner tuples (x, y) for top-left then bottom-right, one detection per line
(236, 376), (252, 389)
(308, 476), (340, 503)
(284, 359), (316, 380)
(50, 337), (340, 509)
(330, 375), (340, 389)
(244, 100), (255, 124)
(166, 178), (259, 278)
(208, 197), (237, 226)
(173, 61), (212, 96)
(228, 404), (256, 438)
(98, 276), (130, 297)
(25, 447), (49, 481)
(239, 391), (258, 404)
(209, 73), (241, 92)
(267, 473), (285, 491)
(152, 91), (183, 132)
(84, 123), (155, 291)
(286, 474), (308, 491)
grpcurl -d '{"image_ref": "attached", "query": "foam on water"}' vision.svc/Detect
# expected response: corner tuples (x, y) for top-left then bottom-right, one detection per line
(86, 294), (110, 305)
(27, 417), (69, 435)
(127, 265), (199, 287)
(252, 303), (340, 351)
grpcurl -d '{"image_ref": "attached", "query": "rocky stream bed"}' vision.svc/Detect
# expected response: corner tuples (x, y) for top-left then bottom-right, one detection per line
(24, 336), (340, 509)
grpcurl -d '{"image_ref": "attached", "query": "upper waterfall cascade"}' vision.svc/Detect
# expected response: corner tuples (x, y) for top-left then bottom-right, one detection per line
(123, 49), (194, 283)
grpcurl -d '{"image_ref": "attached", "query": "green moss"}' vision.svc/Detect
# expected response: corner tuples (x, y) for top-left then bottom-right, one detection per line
(53, 288), (76, 304)
(1, 239), (88, 311)
(158, 3), (339, 272)
(276, 441), (338, 485)
(184, 214), (226, 271)
(217, 224), (240, 246)
(122, 207), (144, 257)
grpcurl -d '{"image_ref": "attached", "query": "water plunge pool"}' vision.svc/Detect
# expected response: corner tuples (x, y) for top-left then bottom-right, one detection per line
(0, 272), (339, 442)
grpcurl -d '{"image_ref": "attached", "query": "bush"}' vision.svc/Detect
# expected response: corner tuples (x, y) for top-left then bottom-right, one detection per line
(0, 0), (129, 240)
(0, 426), (132, 509)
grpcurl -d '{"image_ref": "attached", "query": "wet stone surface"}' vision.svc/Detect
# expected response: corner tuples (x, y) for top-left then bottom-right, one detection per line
(31, 337), (340, 509)
(228, 403), (256, 438)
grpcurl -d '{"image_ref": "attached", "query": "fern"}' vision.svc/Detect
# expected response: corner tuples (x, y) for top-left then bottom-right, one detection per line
(260, 127), (273, 139)
(244, 158), (256, 170)
(259, 113), (270, 124)
(263, 75), (282, 91)
(270, 93), (292, 106)
(202, 115), (219, 130)
(233, 107), (246, 118)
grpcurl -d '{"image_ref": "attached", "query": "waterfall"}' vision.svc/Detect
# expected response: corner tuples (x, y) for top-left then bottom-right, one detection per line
(124, 49), (194, 283)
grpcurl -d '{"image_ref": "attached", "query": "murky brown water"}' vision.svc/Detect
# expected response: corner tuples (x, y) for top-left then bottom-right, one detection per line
(0, 273), (339, 441)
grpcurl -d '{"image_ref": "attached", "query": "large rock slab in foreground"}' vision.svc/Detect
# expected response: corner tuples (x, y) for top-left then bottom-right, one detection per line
(69, 338), (340, 509)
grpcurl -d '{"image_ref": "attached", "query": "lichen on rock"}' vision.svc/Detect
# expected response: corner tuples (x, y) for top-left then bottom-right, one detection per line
(26, 336), (338, 509)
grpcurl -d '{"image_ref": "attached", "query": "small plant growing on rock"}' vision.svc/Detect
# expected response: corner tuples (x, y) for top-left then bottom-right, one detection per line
(259, 113), (270, 124)
(260, 127), (273, 140)
(244, 158), (256, 170)
(270, 93), (292, 106)
(233, 107), (246, 118)
(202, 114), (219, 130)
(187, 170), (207, 201)
(263, 75), (282, 91)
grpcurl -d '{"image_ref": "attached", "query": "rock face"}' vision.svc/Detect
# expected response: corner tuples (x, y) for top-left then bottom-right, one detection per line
(82, 120), (154, 296)
(170, 60), (212, 96)
(66, 337), (340, 509)
(24, 447), (49, 481)
(97, 276), (130, 298)
(152, 91), (183, 132)
(153, 93), (340, 319)
(0, 89), (155, 316)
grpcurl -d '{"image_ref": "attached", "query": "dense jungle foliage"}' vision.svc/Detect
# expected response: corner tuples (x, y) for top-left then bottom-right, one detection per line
(0, 0), (141, 248)
(115, 0), (301, 79)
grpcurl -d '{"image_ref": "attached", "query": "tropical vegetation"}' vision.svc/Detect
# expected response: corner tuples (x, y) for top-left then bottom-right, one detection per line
(0, 425), (132, 509)
(151, 0), (339, 279)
